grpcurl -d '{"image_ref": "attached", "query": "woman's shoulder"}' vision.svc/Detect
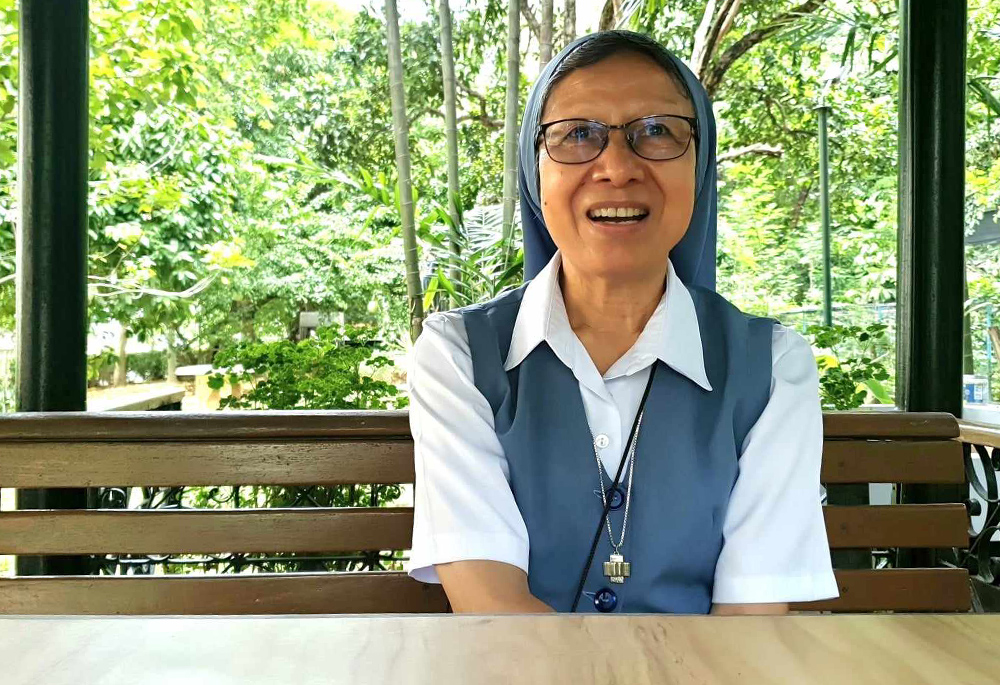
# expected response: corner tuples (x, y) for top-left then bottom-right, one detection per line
(414, 282), (531, 363)
(685, 283), (774, 325)
(455, 283), (530, 317)
(684, 285), (815, 369)
(415, 310), (471, 358)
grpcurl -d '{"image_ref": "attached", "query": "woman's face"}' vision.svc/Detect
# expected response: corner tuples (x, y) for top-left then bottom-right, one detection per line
(538, 52), (697, 284)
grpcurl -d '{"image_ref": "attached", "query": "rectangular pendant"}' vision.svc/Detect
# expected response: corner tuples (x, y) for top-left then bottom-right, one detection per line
(603, 553), (630, 584)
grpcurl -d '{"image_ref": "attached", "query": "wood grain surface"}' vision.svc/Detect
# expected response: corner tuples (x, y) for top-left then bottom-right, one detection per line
(0, 504), (968, 555)
(0, 569), (969, 615)
(959, 420), (1000, 449)
(0, 409), (957, 441)
(3, 614), (997, 685)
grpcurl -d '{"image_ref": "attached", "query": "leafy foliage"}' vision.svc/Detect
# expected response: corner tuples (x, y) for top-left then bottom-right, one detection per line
(208, 325), (405, 410)
(0, 0), (997, 410)
(806, 323), (892, 409)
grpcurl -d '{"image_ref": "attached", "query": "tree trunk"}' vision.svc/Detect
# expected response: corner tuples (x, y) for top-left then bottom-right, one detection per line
(564, 0), (576, 44)
(114, 320), (128, 387)
(700, 0), (828, 98)
(165, 327), (178, 383)
(385, 0), (425, 340)
(540, 0), (554, 67)
(690, 0), (719, 73)
(501, 0), (521, 261)
(599, 0), (621, 30)
(438, 0), (462, 307)
(690, 0), (743, 80)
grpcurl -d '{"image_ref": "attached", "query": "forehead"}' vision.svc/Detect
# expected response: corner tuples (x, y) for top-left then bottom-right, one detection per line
(542, 52), (695, 122)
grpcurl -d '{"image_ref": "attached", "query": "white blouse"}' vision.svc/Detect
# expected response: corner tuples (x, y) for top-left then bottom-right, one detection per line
(407, 252), (839, 605)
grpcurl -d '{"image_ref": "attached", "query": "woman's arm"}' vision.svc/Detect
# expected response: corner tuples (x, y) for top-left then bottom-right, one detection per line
(711, 325), (840, 607)
(436, 560), (555, 613)
(407, 313), (535, 603)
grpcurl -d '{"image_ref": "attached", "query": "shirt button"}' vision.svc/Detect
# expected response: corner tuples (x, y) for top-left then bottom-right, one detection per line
(594, 434), (610, 450)
(606, 486), (625, 510)
(594, 587), (618, 613)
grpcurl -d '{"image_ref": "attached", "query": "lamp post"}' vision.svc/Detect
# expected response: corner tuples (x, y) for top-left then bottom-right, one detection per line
(817, 93), (834, 328)
(816, 65), (843, 329)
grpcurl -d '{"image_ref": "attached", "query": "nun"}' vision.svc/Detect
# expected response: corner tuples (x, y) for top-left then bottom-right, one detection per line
(407, 30), (839, 614)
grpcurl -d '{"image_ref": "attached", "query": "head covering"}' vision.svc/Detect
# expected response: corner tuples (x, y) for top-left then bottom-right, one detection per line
(518, 31), (718, 291)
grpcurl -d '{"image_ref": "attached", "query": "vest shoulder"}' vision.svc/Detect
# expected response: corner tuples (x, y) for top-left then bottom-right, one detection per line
(453, 283), (529, 318)
(686, 284), (775, 326)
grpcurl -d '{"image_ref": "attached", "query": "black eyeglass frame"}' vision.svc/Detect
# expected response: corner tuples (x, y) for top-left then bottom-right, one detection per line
(536, 114), (699, 164)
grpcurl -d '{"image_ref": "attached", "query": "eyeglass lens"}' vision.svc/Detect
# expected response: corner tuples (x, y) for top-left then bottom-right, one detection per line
(543, 116), (693, 164)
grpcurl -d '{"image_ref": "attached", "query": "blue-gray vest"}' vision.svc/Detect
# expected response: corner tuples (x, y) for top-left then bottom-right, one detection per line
(461, 283), (774, 613)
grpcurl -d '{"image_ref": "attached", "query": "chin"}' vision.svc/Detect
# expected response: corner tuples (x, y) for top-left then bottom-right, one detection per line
(580, 249), (667, 284)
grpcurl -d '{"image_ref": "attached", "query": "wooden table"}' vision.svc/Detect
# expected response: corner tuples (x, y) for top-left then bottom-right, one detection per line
(4, 614), (1000, 684)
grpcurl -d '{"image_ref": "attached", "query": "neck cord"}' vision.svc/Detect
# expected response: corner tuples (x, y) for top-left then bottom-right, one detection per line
(570, 362), (658, 612)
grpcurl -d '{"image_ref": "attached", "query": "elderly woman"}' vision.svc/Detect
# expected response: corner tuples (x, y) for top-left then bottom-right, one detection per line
(406, 30), (838, 615)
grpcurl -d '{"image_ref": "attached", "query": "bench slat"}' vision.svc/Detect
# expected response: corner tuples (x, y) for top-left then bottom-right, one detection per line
(0, 411), (412, 441)
(0, 568), (969, 615)
(0, 572), (450, 615)
(0, 505), (969, 555)
(824, 505), (969, 549)
(792, 568), (971, 612)
(820, 440), (964, 484)
(0, 440), (964, 489)
(822, 412), (959, 439)
(0, 508), (415, 555)
(0, 410), (958, 442)
(0, 441), (415, 487)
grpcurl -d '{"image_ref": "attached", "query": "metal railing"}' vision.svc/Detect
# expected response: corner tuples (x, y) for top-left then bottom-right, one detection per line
(958, 421), (1000, 608)
(92, 483), (407, 576)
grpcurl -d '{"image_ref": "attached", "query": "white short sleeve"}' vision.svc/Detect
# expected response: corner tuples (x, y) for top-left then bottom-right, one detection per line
(712, 325), (840, 604)
(406, 313), (530, 584)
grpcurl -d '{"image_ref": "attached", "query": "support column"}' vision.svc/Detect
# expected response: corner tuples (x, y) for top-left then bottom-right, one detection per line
(896, 0), (967, 415)
(15, 0), (90, 575)
(895, 0), (967, 567)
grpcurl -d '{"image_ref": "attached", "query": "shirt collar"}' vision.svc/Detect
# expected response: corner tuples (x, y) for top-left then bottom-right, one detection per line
(503, 251), (713, 392)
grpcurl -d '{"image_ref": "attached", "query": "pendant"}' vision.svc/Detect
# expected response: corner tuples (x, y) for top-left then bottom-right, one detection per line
(603, 553), (630, 584)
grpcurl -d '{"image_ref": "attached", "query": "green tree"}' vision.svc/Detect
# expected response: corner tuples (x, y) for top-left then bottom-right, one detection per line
(385, 0), (425, 341)
(437, 0), (463, 301)
(501, 0), (521, 262)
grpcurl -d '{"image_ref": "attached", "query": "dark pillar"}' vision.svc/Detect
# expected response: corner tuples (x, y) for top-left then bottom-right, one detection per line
(15, 0), (90, 575)
(895, 0), (967, 567)
(896, 0), (967, 415)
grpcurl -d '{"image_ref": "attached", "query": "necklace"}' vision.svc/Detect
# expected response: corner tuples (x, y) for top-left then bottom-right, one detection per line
(594, 408), (644, 584)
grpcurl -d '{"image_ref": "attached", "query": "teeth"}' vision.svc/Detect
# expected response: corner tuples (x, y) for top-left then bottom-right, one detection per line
(588, 207), (648, 219)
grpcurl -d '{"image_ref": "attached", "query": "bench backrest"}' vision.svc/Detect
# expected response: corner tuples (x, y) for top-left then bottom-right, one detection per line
(0, 410), (970, 614)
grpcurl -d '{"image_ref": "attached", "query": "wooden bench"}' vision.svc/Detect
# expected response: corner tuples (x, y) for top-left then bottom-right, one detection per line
(0, 410), (972, 614)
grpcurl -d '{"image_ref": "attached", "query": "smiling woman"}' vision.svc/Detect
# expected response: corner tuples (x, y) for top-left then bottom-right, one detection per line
(406, 30), (839, 615)
(537, 51), (697, 294)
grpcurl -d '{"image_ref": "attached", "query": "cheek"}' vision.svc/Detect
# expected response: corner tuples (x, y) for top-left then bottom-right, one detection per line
(538, 160), (581, 225)
(658, 162), (697, 221)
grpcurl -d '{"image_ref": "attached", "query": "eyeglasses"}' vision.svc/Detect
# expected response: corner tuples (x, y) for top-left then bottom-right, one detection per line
(537, 114), (698, 164)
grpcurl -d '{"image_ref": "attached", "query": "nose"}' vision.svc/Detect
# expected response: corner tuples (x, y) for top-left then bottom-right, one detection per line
(590, 129), (644, 186)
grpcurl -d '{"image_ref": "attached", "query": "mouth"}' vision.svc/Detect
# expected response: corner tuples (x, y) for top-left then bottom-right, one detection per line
(585, 204), (651, 228)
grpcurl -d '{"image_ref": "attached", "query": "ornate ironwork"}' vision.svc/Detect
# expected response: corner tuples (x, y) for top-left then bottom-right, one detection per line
(961, 439), (1000, 586)
(92, 483), (406, 576)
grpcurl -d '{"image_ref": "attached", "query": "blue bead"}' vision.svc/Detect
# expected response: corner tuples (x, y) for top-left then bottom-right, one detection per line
(606, 486), (624, 510)
(594, 587), (618, 612)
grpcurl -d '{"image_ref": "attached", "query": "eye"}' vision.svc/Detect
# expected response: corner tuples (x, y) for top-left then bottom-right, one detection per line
(642, 121), (675, 138)
(566, 124), (594, 142)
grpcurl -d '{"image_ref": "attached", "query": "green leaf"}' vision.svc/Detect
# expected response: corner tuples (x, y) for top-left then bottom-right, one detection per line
(970, 78), (1000, 116)
(422, 274), (440, 310)
(864, 378), (892, 404)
